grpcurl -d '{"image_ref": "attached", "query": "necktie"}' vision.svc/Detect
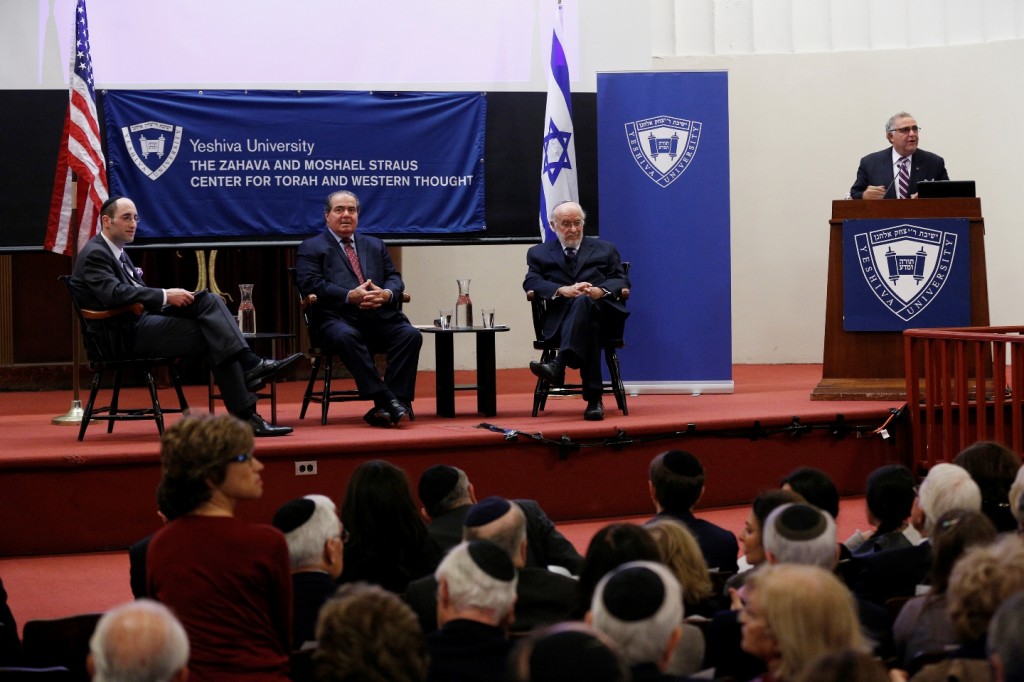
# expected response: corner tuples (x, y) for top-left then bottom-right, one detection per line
(342, 238), (365, 283)
(897, 156), (910, 199)
(119, 252), (141, 287)
(565, 247), (577, 267)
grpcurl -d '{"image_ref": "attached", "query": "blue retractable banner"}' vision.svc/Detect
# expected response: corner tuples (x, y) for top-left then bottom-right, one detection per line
(842, 218), (971, 331)
(103, 90), (486, 239)
(597, 72), (732, 393)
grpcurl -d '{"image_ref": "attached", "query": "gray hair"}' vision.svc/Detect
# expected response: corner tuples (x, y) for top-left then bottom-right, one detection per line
(435, 541), (518, 620)
(284, 494), (342, 569)
(885, 111), (914, 133)
(435, 467), (472, 516)
(463, 500), (527, 559)
(89, 599), (189, 682)
(762, 503), (838, 569)
(550, 200), (586, 223)
(919, 463), (982, 535)
(589, 560), (683, 666)
(988, 591), (1024, 680)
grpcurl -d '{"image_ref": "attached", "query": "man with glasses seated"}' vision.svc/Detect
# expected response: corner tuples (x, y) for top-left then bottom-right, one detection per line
(849, 111), (949, 199)
(71, 195), (300, 436)
(524, 200), (630, 421)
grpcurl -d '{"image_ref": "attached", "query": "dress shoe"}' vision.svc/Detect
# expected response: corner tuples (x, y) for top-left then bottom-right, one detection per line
(245, 353), (303, 391)
(382, 399), (409, 426)
(584, 399), (604, 421)
(247, 412), (293, 437)
(529, 360), (565, 387)
(363, 407), (392, 428)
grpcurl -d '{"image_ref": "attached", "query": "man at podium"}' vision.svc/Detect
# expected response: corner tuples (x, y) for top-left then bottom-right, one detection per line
(850, 112), (948, 200)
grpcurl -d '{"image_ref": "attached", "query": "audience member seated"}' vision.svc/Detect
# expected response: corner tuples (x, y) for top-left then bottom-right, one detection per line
(851, 462), (981, 606)
(891, 509), (996, 670)
(911, 535), (1024, 681)
(733, 488), (806, 581)
(793, 648), (892, 682)
(416, 464), (583, 574)
(508, 622), (630, 682)
(588, 560), (702, 682)
(313, 582), (427, 682)
(128, 485), (180, 599)
(954, 440), (1022, 533)
(574, 523), (661, 619)
(403, 497), (576, 635)
(0, 576), (21, 665)
(647, 518), (724, 618)
(987, 591), (1024, 682)
(87, 599), (189, 682)
(740, 564), (869, 682)
(147, 413), (292, 680)
(426, 540), (517, 682)
(780, 467), (840, 520)
(844, 464), (920, 557)
(647, 450), (739, 572)
(272, 495), (345, 647)
(340, 460), (441, 594)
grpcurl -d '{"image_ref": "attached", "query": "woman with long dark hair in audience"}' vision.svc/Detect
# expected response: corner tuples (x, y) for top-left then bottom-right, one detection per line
(340, 460), (441, 593)
(147, 414), (292, 681)
(954, 440), (1021, 532)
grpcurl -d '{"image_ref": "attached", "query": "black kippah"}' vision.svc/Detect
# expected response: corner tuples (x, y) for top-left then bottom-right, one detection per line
(464, 496), (511, 528)
(663, 450), (702, 477)
(775, 504), (827, 541)
(100, 195), (123, 215)
(271, 498), (316, 533)
(418, 465), (460, 511)
(467, 540), (515, 582)
(602, 566), (665, 622)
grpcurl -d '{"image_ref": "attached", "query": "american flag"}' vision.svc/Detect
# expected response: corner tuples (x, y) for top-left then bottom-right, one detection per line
(45, 0), (108, 256)
(538, 1), (577, 241)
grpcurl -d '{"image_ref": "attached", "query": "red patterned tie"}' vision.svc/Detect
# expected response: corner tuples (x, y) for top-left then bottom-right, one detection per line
(342, 238), (365, 283)
(897, 156), (910, 199)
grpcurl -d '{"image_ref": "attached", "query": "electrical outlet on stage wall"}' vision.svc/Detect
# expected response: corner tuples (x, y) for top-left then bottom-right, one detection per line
(295, 461), (318, 476)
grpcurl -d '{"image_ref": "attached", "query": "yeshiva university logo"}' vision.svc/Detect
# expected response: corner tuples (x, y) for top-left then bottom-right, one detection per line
(625, 115), (701, 188)
(854, 223), (958, 322)
(121, 121), (183, 181)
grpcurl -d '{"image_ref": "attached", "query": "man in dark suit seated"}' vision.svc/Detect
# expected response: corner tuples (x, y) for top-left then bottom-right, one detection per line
(648, 450), (739, 573)
(404, 496), (577, 636)
(71, 196), (299, 436)
(849, 111), (949, 200)
(416, 464), (583, 575)
(524, 201), (629, 421)
(296, 190), (422, 428)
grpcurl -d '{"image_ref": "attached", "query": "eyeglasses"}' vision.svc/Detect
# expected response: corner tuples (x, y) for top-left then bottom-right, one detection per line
(229, 451), (254, 464)
(892, 126), (920, 135)
(340, 528), (350, 544)
(557, 220), (584, 229)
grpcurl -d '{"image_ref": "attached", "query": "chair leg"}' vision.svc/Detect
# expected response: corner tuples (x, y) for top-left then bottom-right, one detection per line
(143, 369), (165, 435)
(78, 371), (103, 441)
(531, 349), (556, 417)
(170, 366), (190, 415)
(300, 356), (320, 420)
(605, 347), (628, 415)
(320, 356), (333, 425)
(108, 369), (124, 433)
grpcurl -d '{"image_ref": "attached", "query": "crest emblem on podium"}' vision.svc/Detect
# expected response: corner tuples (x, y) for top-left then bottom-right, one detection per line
(853, 223), (958, 322)
(120, 121), (183, 181)
(624, 115), (701, 188)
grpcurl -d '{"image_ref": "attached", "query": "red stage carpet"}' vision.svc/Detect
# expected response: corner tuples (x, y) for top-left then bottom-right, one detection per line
(0, 365), (906, 556)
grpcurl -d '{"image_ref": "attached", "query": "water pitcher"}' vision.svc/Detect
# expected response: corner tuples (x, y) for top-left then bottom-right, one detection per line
(237, 283), (256, 334)
(455, 279), (473, 328)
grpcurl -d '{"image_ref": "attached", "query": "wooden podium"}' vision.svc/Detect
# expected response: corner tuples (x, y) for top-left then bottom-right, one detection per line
(812, 198), (988, 400)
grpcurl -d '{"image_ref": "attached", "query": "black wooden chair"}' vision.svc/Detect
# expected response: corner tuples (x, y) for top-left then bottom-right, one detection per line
(59, 275), (189, 441)
(289, 268), (412, 424)
(526, 263), (630, 417)
(21, 612), (102, 682)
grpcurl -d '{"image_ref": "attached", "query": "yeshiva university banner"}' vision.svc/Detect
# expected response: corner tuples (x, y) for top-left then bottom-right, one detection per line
(103, 90), (487, 240)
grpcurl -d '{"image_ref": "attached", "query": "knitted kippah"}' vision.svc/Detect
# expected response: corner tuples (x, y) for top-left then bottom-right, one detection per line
(271, 498), (316, 533)
(464, 496), (512, 528)
(466, 540), (515, 582)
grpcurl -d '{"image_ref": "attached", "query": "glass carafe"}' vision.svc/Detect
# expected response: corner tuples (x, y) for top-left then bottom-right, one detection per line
(237, 283), (256, 334)
(455, 279), (473, 328)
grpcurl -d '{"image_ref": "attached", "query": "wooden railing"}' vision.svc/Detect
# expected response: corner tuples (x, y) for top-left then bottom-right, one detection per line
(904, 326), (1024, 472)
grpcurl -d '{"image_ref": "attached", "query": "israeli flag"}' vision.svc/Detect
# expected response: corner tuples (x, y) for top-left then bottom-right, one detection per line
(539, 2), (578, 240)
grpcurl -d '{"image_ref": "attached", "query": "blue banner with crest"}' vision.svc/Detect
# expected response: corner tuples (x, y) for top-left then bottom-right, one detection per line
(843, 218), (971, 331)
(103, 90), (486, 240)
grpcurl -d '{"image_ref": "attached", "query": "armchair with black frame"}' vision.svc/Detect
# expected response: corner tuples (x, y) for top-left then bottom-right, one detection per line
(58, 275), (189, 441)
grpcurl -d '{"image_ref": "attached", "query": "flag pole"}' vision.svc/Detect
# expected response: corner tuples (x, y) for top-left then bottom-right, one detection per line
(52, 178), (87, 425)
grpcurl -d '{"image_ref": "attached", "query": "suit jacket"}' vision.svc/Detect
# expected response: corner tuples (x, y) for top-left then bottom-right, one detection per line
(71, 235), (165, 314)
(404, 566), (577, 635)
(291, 571), (339, 646)
(523, 236), (629, 342)
(850, 148), (949, 199)
(295, 229), (406, 333)
(427, 500), (584, 574)
(849, 540), (932, 606)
